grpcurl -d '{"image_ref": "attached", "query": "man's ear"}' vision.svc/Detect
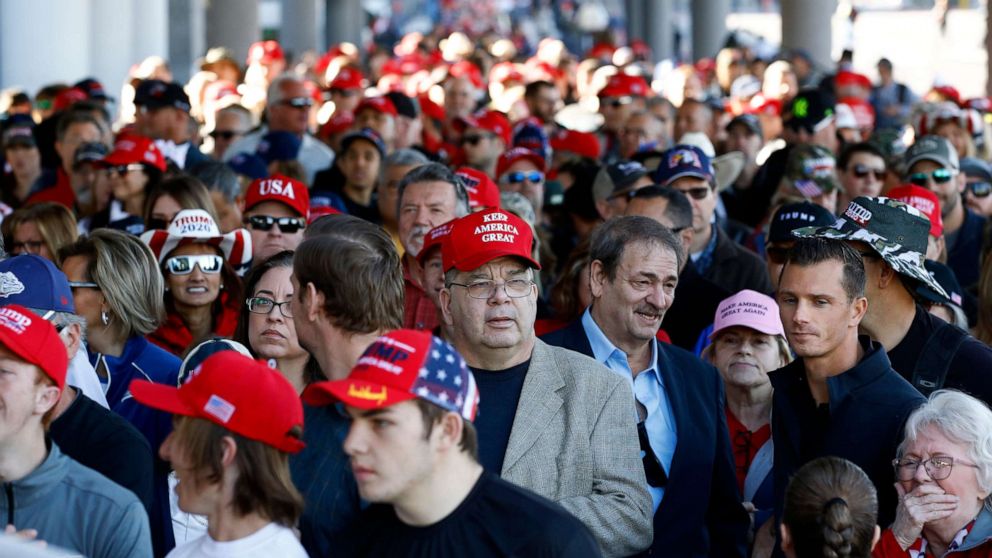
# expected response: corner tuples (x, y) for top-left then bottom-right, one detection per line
(305, 282), (323, 322)
(440, 287), (455, 327)
(780, 523), (794, 554)
(61, 322), (82, 361)
(220, 435), (239, 467)
(588, 259), (607, 299)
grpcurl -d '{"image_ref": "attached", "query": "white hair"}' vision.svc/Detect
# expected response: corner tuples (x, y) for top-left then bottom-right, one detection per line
(898, 390), (992, 505)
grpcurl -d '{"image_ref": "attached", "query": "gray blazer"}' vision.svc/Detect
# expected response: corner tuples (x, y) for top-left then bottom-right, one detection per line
(501, 340), (653, 557)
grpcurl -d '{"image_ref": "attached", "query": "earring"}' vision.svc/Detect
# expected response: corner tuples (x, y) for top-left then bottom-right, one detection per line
(101, 310), (110, 326)
(220, 284), (224, 290)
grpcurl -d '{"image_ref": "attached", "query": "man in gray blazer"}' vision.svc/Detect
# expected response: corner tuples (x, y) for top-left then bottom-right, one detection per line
(438, 207), (653, 557)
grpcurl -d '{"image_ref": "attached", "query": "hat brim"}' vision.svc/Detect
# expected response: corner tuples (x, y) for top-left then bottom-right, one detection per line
(713, 151), (746, 192)
(793, 222), (949, 300)
(451, 249), (542, 273)
(302, 378), (417, 409)
(709, 319), (785, 340)
(141, 228), (253, 273)
(660, 170), (714, 186)
(129, 379), (194, 416)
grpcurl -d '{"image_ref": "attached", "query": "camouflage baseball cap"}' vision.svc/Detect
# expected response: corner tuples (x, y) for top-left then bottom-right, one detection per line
(904, 135), (959, 172)
(783, 145), (840, 199)
(793, 196), (948, 299)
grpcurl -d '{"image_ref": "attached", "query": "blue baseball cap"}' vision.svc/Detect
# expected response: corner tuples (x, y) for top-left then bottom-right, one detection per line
(256, 131), (302, 164)
(0, 255), (75, 313)
(652, 144), (715, 186)
(227, 152), (269, 180)
(340, 128), (386, 158)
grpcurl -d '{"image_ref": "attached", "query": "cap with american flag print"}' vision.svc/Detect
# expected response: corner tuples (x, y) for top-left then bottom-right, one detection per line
(303, 329), (480, 422)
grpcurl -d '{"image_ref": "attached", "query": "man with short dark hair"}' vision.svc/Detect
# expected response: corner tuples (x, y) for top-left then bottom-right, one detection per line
(592, 160), (653, 220)
(305, 329), (602, 557)
(837, 141), (887, 210)
(314, 128), (386, 223)
(458, 110), (511, 178)
(771, 237), (925, 529)
(397, 163), (470, 331)
(542, 215), (749, 557)
(795, 196), (992, 406)
(289, 215), (404, 556)
(524, 80), (560, 133)
(133, 79), (210, 170)
(28, 112), (103, 208)
(439, 208), (653, 556)
(378, 149), (430, 251)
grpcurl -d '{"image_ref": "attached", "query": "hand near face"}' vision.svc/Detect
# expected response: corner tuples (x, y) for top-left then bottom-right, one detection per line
(891, 482), (959, 549)
(4, 524), (46, 548)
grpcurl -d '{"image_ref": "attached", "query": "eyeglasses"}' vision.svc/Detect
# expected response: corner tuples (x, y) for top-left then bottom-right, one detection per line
(245, 215), (306, 234)
(68, 281), (100, 290)
(502, 171), (544, 185)
(105, 164), (145, 178)
(893, 456), (979, 481)
(967, 181), (992, 198)
(461, 134), (493, 146)
(604, 96), (633, 108)
(851, 163), (886, 180)
(279, 97), (313, 109)
(165, 254), (223, 275)
(447, 279), (534, 299)
(676, 186), (711, 200)
(209, 130), (243, 140)
(909, 168), (956, 186)
(10, 240), (45, 254)
(246, 296), (293, 318)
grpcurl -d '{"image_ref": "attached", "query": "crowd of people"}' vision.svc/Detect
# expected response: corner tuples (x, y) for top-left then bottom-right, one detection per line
(4, 17), (992, 558)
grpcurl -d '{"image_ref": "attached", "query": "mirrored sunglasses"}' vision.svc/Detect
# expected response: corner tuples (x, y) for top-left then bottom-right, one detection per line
(503, 171), (544, 185)
(909, 168), (956, 186)
(165, 254), (223, 275)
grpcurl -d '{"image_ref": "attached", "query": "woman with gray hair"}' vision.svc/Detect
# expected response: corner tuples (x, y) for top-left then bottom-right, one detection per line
(59, 228), (182, 555)
(875, 390), (992, 556)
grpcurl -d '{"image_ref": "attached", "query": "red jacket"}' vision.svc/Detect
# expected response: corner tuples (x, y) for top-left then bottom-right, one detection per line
(873, 511), (992, 557)
(147, 292), (241, 357)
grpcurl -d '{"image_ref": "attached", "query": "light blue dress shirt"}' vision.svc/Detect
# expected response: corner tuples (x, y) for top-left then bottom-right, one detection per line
(581, 308), (678, 513)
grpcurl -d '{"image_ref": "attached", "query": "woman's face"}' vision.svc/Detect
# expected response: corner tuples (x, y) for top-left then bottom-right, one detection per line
(108, 165), (149, 203)
(899, 424), (988, 530)
(248, 266), (307, 361)
(166, 243), (223, 311)
(710, 326), (783, 390)
(11, 221), (51, 260)
(150, 194), (183, 229)
(61, 254), (105, 334)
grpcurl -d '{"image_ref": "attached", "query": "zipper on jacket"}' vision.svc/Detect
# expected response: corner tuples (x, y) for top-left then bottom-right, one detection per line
(4, 482), (12, 525)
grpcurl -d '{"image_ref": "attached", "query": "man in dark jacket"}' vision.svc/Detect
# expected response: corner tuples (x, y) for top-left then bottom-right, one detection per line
(543, 215), (749, 557)
(771, 237), (924, 530)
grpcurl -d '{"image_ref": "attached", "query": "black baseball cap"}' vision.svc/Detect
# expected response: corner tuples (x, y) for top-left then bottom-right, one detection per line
(134, 80), (191, 112)
(767, 201), (836, 244)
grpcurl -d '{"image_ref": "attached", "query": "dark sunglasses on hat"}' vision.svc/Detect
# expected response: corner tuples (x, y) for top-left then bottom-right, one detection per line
(209, 130), (243, 140)
(967, 181), (992, 198)
(605, 96), (633, 108)
(502, 171), (544, 185)
(461, 133), (493, 146)
(166, 254), (223, 275)
(279, 97), (314, 109)
(909, 168), (956, 186)
(105, 163), (145, 178)
(676, 186), (711, 200)
(246, 215), (306, 234)
(851, 163), (886, 180)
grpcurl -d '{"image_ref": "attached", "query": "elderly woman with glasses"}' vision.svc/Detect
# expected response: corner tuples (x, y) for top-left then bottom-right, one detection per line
(142, 209), (251, 356)
(234, 251), (321, 394)
(874, 390), (992, 557)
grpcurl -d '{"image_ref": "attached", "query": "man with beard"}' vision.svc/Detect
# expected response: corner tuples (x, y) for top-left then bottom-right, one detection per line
(397, 163), (470, 331)
(542, 216), (749, 557)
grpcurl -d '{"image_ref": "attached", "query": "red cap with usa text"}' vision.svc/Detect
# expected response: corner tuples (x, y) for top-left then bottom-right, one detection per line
(442, 208), (540, 272)
(455, 167), (501, 210)
(0, 304), (68, 390)
(130, 351), (305, 453)
(245, 174), (310, 219)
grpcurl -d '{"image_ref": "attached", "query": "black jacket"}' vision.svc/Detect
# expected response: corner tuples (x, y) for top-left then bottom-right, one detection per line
(542, 319), (749, 558)
(704, 226), (773, 295)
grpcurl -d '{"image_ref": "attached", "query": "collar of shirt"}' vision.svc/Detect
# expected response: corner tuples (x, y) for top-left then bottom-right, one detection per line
(155, 139), (191, 169)
(690, 222), (719, 274)
(581, 307), (660, 384)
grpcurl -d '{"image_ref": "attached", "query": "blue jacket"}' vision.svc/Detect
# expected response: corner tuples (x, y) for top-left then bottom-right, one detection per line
(542, 320), (749, 558)
(769, 338), (924, 530)
(90, 335), (181, 557)
(1, 442), (151, 558)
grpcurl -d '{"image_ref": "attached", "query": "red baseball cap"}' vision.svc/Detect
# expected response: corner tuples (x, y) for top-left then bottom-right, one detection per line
(245, 174), (310, 218)
(247, 40), (285, 65)
(319, 111), (355, 139)
(329, 67), (365, 91)
(449, 60), (483, 90)
(303, 330), (479, 421)
(456, 110), (512, 145)
(835, 70), (873, 90)
(417, 221), (454, 266)
(598, 73), (650, 98)
(442, 208), (540, 272)
(130, 351), (305, 453)
(839, 97), (876, 130)
(550, 129), (601, 160)
(54, 87), (89, 112)
(308, 205), (343, 224)
(355, 96), (398, 118)
(496, 147), (546, 179)
(888, 185), (944, 237)
(102, 134), (167, 172)
(455, 167), (501, 210)
(0, 305), (67, 390)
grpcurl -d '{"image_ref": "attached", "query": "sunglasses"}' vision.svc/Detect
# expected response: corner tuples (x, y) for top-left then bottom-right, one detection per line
(909, 168), (956, 186)
(209, 130), (243, 140)
(279, 97), (314, 109)
(105, 163), (145, 178)
(852, 163), (885, 180)
(605, 96), (633, 108)
(677, 186), (711, 200)
(165, 254), (223, 275)
(146, 217), (170, 231)
(503, 171), (544, 185)
(461, 134), (492, 146)
(246, 215), (306, 234)
(967, 181), (992, 198)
